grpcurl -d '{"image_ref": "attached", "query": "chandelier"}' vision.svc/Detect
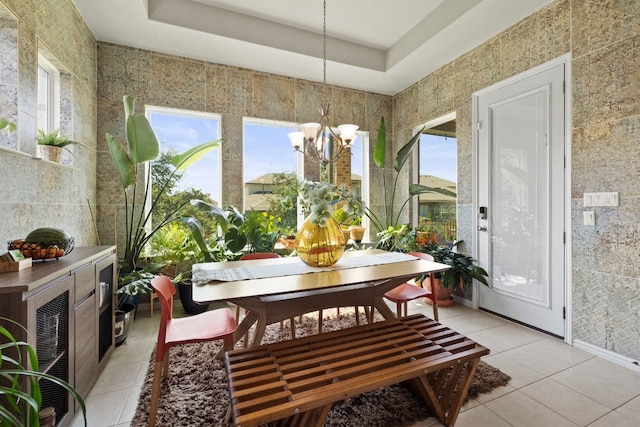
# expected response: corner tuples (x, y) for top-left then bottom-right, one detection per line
(287, 0), (359, 166)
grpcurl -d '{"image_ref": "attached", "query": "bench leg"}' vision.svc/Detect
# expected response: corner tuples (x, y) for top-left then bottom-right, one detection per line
(403, 357), (482, 427)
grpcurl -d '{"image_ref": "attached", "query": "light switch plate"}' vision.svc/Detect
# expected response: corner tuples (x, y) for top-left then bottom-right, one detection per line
(583, 192), (619, 207)
(584, 211), (595, 225)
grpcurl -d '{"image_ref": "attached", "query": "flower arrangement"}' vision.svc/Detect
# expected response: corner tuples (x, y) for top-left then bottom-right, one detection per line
(297, 180), (362, 227)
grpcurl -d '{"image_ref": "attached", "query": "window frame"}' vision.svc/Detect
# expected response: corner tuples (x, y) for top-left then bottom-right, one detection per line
(37, 52), (61, 133)
(411, 111), (457, 228)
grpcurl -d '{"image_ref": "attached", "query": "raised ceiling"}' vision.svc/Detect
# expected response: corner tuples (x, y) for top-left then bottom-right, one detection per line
(72, 0), (552, 96)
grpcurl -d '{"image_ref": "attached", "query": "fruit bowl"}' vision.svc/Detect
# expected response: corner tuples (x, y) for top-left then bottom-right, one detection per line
(7, 238), (75, 261)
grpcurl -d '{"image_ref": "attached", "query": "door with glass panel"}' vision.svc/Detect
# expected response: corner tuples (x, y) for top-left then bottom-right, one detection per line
(475, 60), (566, 337)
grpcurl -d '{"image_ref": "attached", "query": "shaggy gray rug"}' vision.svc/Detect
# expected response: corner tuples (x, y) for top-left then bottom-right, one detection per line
(131, 309), (510, 427)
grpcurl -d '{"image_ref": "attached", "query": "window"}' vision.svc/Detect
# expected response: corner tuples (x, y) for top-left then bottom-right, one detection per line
(414, 113), (457, 242)
(243, 118), (300, 235)
(147, 106), (222, 206)
(37, 53), (60, 134)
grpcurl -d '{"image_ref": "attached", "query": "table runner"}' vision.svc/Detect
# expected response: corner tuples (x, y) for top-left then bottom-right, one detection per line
(192, 252), (418, 285)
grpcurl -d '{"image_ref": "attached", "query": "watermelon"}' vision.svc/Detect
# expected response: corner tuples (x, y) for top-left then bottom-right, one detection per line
(25, 227), (75, 254)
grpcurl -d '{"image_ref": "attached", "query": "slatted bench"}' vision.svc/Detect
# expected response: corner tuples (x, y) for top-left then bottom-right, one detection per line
(225, 313), (489, 427)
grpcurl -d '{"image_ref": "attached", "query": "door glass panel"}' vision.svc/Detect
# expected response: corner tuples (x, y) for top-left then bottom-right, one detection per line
(490, 90), (549, 306)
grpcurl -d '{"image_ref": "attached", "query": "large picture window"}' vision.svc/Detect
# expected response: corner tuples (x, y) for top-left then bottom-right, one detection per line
(147, 107), (222, 227)
(415, 114), (457, 242)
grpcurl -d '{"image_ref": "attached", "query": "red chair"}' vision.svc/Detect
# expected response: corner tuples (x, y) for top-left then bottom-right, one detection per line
(239, 253), (297, 342)
(384, 252), (438, 320)
(148, 275), (236, 427)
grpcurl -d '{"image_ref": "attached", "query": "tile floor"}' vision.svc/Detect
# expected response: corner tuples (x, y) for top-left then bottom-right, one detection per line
(70, 300), (640, 427)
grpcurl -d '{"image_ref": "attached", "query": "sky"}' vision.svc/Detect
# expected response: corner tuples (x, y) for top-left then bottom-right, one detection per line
(148, 111), (452, 203)
(419, 134), (457, 182)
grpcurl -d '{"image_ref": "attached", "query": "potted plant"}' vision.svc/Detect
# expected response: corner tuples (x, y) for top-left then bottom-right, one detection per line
(424, 241), (489, 306)
(114, 268), (157, 344)
(106, 95), (220, 275)
(348, 216), (366, 243)
(0, 318), (86, 426)
(366, 117), (457, 234)
(37, 129), (85, 162)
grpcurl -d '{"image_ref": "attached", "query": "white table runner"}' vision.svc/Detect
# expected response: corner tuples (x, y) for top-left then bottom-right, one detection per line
(192, 252), (418, 285)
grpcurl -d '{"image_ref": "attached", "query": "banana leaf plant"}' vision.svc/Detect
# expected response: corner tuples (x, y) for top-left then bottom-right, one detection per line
(181, 201), (248, 262)
(106, 95), (221, 274)
(368, 117), (457, 233)
(0, 319), (86, 427)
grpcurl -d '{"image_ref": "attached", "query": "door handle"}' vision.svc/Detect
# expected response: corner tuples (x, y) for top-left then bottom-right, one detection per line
(478, 226), (487, 232)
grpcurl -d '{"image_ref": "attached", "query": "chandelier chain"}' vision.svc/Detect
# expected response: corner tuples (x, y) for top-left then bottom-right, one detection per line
(323, 0), (327, 101)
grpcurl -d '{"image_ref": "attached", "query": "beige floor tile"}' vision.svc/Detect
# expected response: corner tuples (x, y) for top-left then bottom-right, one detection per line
(438, 310), (506, 334)
(467, 322), (546, 353)
(616, 395), (640, 423)
(454, 404), (512, 427)
(71, 389), (129, 427)
(501, 337), (594, 376)
(520, 378), (610, 426)
(588, 411), (639, 427)
(551, 358), (640, 409)
(481, 353), (546, 390)
(88, 360), (144, 395)
(118, 383), (144, 424)
(485, 390), (579, 427)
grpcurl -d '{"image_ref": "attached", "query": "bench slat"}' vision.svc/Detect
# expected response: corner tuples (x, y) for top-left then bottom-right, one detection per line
(225, 314), (489, 427)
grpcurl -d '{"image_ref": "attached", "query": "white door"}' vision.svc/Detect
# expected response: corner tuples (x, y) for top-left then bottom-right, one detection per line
(475, 60), (566, 337)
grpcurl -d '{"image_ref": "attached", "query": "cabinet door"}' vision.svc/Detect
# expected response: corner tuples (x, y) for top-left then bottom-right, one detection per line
(74, 263), (95, 304)
(74, 293), (97, 399)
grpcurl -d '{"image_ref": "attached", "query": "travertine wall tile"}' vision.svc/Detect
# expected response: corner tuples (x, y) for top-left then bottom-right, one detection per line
(253, 73), (295, 122)
(572, 0), (640, 59)
(0, 0), (97, 246)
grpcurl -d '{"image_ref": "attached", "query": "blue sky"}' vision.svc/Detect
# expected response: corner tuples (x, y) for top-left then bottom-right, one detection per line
(419, 134), (457, 182)
(149, 111), (451, 202)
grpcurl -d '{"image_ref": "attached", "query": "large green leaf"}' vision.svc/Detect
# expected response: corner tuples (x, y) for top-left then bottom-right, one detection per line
(190, 200), (229, 234)
(106, 134), (135, 189)
(409, 183), (457, 198)
(393, 126), (424, 172)
(373, 116), (386, 169)
(125, 113), (159, 164)
(172, 140), (222, 170)
(181, 217), (210, 261)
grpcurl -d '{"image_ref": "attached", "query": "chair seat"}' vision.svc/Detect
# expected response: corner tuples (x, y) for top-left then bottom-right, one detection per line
(384, 282), (432, 302)
(165, 308), (236, 345)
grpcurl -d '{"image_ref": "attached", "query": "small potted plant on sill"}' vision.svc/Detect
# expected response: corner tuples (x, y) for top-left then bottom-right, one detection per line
(37, 129), (85, 162)
(423, 241), (489, 306)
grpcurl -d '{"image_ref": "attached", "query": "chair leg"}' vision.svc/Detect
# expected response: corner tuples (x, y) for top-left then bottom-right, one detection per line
(162, 349), (170, 379)
(148, 360), (163, 427)
(396, 302), (402, 317)
(336, 307), (340, 316)
(432, 301), (439, 321)
(318, 309), (323, 334)
(290, 317), (296, 339)
(354, 306), (360, 326)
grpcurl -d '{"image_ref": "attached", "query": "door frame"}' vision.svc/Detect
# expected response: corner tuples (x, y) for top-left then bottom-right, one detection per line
(471, 54), (572, 343)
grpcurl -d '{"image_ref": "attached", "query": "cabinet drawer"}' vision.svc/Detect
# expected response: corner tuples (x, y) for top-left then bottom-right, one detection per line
(74, 265), (95, 303)
(74, 293), (97, 398)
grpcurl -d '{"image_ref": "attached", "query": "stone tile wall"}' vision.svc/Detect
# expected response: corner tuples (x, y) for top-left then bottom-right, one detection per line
(0, 0), (97, 246)
(392, 0), (640, 361)
(95, 43), (392, 253)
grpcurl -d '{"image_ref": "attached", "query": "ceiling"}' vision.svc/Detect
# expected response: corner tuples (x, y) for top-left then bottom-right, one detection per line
(72, 0), (552, 96)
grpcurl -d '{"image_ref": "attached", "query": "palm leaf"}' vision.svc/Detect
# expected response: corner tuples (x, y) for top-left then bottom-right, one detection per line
(172, 140), (222, 170)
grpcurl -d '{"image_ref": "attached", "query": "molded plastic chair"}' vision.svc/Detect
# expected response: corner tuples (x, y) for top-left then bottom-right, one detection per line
(239, 252), (297, 342)
(148, 275), (236, 427)
(384, 252), (438, 320)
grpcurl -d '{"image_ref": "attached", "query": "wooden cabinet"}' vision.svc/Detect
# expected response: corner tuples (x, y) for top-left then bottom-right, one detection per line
(0, 246), (116, 426)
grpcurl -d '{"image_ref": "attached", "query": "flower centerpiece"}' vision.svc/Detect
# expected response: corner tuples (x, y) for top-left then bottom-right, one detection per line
(295, 180), (362, 267)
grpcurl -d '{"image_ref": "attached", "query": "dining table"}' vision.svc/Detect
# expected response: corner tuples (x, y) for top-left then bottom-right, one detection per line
(191, 249), (449, 357)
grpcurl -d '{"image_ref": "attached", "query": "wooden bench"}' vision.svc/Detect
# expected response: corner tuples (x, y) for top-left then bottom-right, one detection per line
(225, 313), (489, 427)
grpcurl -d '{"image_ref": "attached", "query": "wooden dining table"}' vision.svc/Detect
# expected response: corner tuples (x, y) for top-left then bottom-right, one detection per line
(191, 249), (449, 356)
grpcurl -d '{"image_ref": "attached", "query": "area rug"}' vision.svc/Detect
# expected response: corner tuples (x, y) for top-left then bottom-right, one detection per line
(131, 309), (510, 427)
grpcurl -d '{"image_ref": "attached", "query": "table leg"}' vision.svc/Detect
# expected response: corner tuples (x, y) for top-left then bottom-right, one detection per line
(373, 295), (396, 320)
(251, 315), (268, 347)
(215, 311), (258, 359)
